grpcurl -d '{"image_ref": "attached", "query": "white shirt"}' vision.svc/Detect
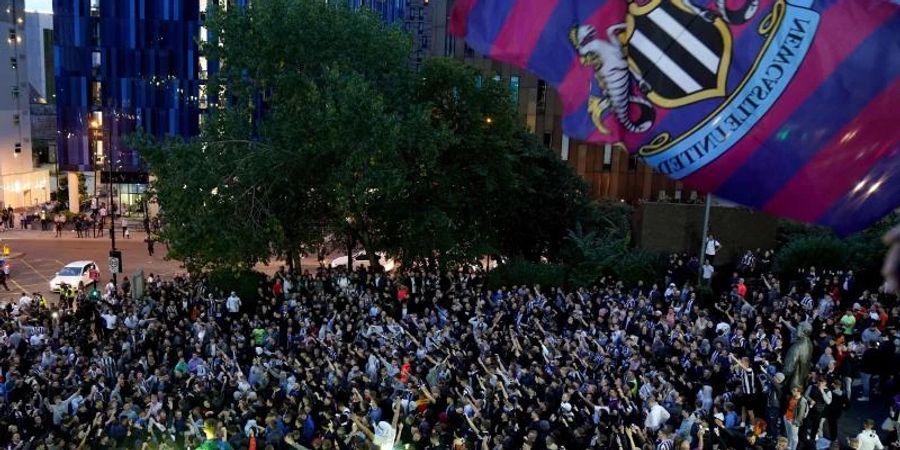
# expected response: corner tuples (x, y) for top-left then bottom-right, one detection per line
(705, 239), (720, 256)
(644, 403), (671, 431)
(226, 295), (241, 313)
(101, 313), (118, 330)
(856, 429), (884, 450)
(702, 264), (714, 279)
(29, 334), (44, 346)
(18, 295), (31, 309)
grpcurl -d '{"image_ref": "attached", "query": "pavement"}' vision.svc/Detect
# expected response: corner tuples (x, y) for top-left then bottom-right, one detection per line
(0, 227), (183, 301)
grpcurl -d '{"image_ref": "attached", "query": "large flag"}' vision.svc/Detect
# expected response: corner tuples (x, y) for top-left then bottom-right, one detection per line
(451, 0), (899, 234)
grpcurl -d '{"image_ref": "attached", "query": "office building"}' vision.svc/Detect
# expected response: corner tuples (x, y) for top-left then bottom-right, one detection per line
(53, 0), (202, 210)
(0, 0), (51, 208)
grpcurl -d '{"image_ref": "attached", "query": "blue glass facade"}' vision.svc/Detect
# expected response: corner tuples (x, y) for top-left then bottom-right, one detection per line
(53, 0), (201, 172)
(348, 0), (406, 24)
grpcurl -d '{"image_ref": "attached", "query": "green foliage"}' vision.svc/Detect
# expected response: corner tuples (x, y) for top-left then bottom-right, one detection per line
(773, 214), (896, 286)
(138, 0), (598, 271)
(773, 235), (850, 276)
(206, 270), (268, 306)
(612, 249), (665, 287)
(556, 201), (662, 287)
(487, 259), (567, 290)
(492, 132), (590, 261)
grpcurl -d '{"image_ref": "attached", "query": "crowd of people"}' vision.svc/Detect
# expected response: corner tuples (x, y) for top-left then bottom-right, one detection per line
(0, 251), (899, 450)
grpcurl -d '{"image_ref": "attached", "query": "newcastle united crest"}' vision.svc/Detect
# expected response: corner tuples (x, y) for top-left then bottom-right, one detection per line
(571, 0), (820, 179)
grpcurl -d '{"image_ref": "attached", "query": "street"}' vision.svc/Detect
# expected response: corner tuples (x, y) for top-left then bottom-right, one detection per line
(0, 228), (182, 300)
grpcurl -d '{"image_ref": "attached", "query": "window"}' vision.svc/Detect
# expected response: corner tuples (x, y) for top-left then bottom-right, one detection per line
(14, 142), (21, 154)
(91, 50), (101, 69)
(492, 73), (501, 83)
(7, 28), (16, 42)
(602, 145), (612, 171)
(543, 132), (552, 147)
(90, 0), (100, 16)
(628, 154), (638, 171)
(474, 74), (483, 89)
(9, 56), (16, 69)
(11, 85), (19, 98)
(537, 80), (547, 112)
(12, 113), (19, 125)
(91, 81), (102, 106)
(90, 21), (101, 46)
(509, 75), (520, 105)
(464, 43), (474, 57)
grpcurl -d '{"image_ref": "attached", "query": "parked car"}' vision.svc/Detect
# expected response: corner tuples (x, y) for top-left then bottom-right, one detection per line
(330, 252), (396, 272)
(49, 260), (100, 292)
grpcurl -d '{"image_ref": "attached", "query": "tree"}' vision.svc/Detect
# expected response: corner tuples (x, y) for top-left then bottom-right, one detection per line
(138, 0), (599, 271)
(134, 0), (419, 271)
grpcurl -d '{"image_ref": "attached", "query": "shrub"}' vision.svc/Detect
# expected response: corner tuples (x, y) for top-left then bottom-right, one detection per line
(612, 249), (665, 287)
(773, 235), (849, 276)
(207, 270), (268, 303)
(487, 259), (567, 290)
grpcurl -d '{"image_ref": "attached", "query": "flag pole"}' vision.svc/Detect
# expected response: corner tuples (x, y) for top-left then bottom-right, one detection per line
(698, 193), (712, 286)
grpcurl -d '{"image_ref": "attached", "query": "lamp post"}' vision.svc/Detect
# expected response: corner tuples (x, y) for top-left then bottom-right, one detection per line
(91, 116), (119, 288)
(108, 140), (117, 288)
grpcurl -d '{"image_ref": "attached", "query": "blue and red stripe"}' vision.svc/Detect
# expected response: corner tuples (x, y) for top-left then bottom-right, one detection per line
(817, 146), (900, 235)
(525, 0), (608, 84)
(713, 13), (900, 207)
(690, 0), (896, 192)
(763, 79), (900, 223)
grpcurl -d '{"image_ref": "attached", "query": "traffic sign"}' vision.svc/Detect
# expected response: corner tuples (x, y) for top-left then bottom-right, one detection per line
(109, 250), (123, 274)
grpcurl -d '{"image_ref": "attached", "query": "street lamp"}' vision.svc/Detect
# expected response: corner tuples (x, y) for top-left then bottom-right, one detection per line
(90, 114), (120, 288)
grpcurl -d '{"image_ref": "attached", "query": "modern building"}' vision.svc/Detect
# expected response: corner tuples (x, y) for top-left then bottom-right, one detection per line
(428, 0), (683, 204)
(24, 11), (58, 191)
(347, 0), (431, 69)
(50, 0), (430, 213)
(24, 10), (53, 103)
(0, 0), (51, 209)
(53, 0), (202, 211)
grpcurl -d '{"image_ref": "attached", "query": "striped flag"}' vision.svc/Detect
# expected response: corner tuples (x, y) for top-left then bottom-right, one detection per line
(451, 0), (899, 234)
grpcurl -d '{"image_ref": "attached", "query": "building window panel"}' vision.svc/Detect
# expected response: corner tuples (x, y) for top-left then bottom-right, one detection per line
(509, 75), (520, 105)
(91, 81), (102, 106)
(602, 145), (612, 171)
(537, 80), (547, 112)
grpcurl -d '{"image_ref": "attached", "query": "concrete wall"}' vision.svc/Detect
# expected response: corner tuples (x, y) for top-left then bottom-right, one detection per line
(636, 202), (778, 264)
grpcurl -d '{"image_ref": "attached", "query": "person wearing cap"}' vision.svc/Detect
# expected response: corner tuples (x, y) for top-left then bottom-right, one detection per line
(765, 372), (786, 436)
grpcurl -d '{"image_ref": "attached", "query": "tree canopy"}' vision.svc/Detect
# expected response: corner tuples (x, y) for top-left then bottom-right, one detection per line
(136, 0), (596, 273)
